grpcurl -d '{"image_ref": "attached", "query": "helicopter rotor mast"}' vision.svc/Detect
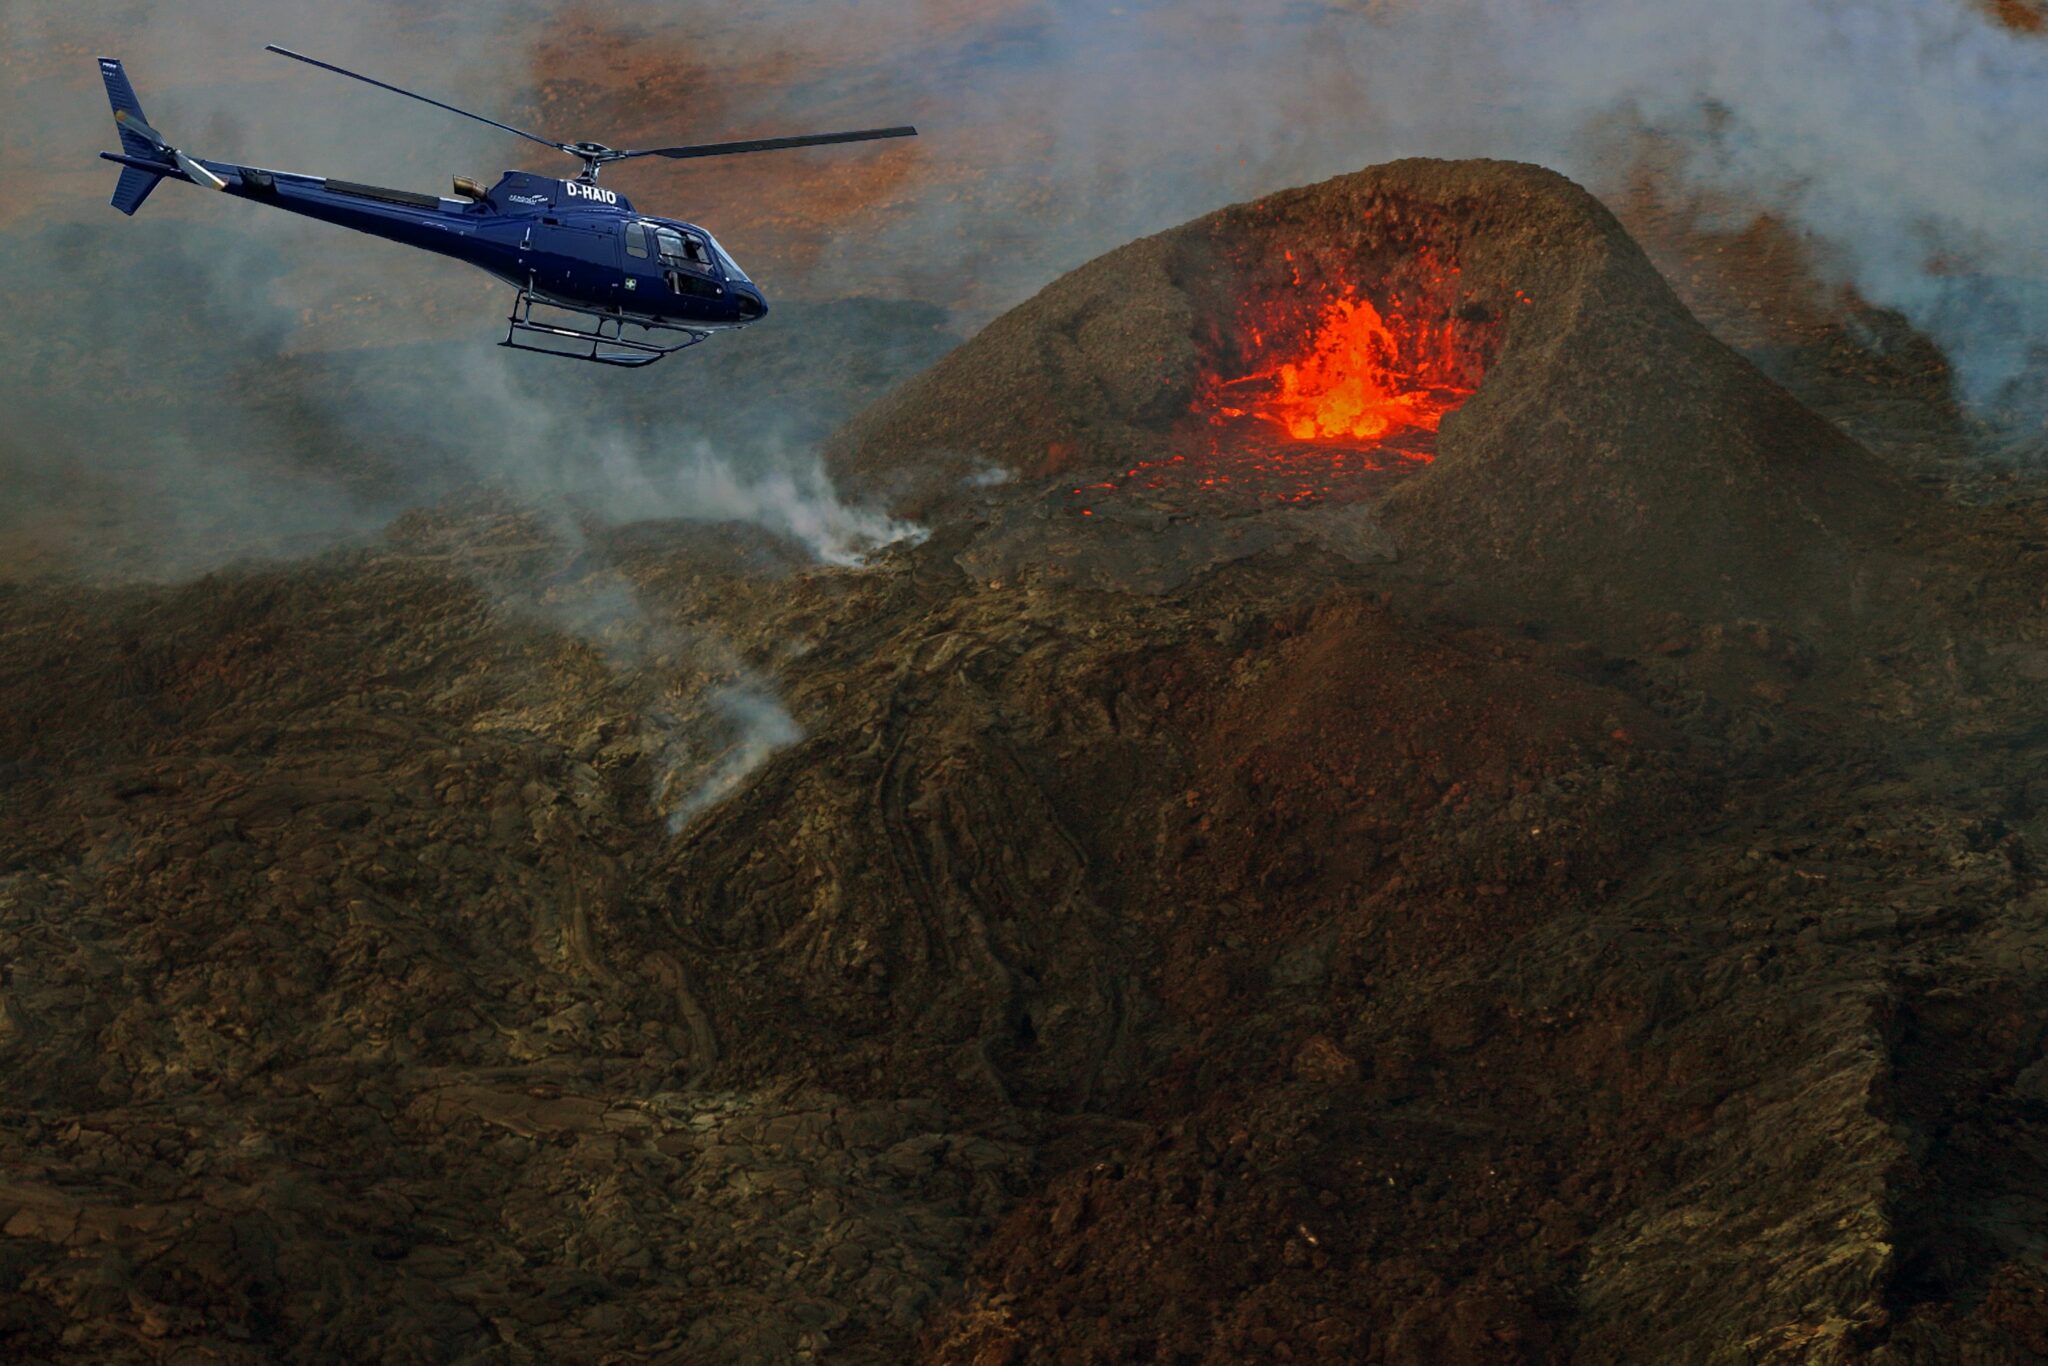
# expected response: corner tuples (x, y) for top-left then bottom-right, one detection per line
(264, 45), (915, 185)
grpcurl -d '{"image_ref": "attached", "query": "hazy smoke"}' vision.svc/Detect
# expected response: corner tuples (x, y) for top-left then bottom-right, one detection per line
(780, 0), (2047, 428)
(413, 345), (926, 564)
(1423, 0), (2048, 425)
(1, 0), (2042, 588)
(0, 0), (927, 581)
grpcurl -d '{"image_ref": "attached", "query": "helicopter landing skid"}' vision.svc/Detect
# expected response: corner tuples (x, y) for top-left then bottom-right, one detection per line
(500, 288), (713, 368)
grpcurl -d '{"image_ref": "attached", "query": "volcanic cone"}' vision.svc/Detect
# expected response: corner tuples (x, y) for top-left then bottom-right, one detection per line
(829, 157), (1927, 631)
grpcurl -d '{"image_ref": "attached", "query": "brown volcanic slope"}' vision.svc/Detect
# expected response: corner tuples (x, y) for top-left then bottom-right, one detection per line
(5, 159), (2048, 1363)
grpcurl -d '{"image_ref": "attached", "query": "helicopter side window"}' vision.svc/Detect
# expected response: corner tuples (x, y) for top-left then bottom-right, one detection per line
(624, 222), (649, 259)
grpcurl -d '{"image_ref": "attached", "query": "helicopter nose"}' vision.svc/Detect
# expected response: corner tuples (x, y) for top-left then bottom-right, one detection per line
(736, 287), (767, 321)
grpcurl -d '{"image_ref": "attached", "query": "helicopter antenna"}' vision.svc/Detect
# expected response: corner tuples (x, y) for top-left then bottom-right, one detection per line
(266, 44), (914, 184)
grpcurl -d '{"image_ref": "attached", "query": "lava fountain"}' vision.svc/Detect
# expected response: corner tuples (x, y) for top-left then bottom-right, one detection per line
(1061, 240), (1504, 511)
(1204, 243), (1499, 460)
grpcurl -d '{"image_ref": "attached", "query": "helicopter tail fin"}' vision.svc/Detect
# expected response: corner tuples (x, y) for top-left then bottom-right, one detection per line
(110, 165), (163, 216)
(98, 58), (167, 215)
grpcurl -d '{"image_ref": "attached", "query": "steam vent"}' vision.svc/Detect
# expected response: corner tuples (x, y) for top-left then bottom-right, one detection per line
(830, 159), (1922, 628)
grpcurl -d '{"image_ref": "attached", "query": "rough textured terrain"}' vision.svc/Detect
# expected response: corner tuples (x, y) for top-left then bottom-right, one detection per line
(5, 159), (2048, 1363)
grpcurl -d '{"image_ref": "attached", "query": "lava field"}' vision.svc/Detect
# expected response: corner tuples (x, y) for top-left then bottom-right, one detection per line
(5, 155), (2048, 1364)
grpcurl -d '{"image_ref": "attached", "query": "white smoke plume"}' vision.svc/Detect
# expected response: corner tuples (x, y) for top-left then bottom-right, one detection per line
(513, 573), (806, 829)
(668, 684), (803, 831)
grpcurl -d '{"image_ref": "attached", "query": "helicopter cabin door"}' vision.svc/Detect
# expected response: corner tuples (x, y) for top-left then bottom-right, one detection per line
(621, 221), (660, 304)
(533, 218), (625, 306)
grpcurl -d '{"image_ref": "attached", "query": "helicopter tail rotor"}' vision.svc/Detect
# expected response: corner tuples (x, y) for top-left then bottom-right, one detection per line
(97, 58), (228, 210)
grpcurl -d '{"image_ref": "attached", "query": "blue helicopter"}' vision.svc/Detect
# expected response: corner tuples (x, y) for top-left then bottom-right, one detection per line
(97, 49), (916, 367)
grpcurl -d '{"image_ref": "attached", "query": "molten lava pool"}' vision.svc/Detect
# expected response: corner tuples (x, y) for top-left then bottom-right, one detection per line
(1068, 245), (1505, 514)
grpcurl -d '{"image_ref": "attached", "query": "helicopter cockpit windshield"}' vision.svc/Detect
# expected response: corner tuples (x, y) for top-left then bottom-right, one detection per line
(698, 229), (750, 284)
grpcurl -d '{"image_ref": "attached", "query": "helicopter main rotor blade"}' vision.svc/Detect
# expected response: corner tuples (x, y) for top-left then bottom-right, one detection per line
(620, 126), (918, 162)
(265, 44), (568, 156)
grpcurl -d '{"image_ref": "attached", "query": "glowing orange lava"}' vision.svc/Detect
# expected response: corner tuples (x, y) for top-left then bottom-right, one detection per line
(1217, 287), (1479, 447)
(1067, 246), (1501, 517)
